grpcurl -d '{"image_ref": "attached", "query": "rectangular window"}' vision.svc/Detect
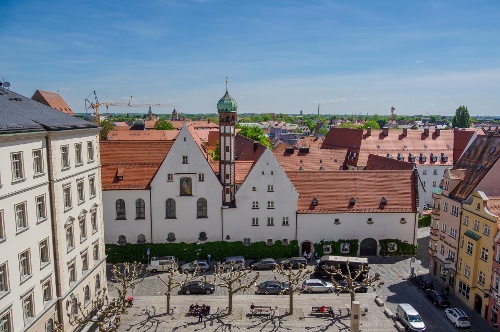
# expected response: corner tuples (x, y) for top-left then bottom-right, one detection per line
(495, 274), (500, 292)
(11, 152), (24, 180)
(252, 217), (259, 226)
(0, 210), (5, 240)
(463, 215), (469, 226)
(93, 243), (99, 261)
(474, 219), (480, 231)
(458, 258), (462, 270)
(432, 181), (437, 187)
(66, 226), (74, 251)
(496, 246), (500, 262)
(282, 217), (289, 226)
(440, 244), (445, 255)
(422, 169), (427, 175)
(444, 180), (449, 191)
(459, 281), (470, 300)
(433, 169), (438, 175)
(82, 252), (88, 272)
(75, 143), (83, 165)
(447, 250), (455, 262)
(35, 195), (47, 222)
(199, 173), (204, 181)
(182, 156), (188, 164)
(0, 311), (12, 332)
(42, 279), (52, 303)
(252, 201), (259, 209)
(0, 262), (8, 293)
(68, 262), (76, 284)
(267, 201), (274, 209)
(61, 145), (70, 169)
(449, 227), (457, 239)
(464, 264), (470, 278)
(87, 141), (94, 162)
(15, 202), (28, 230)
(443, 201), (448, 212)
(89, 176), (96, 198)
(478, 271), (486, 285)
(79, 218), (87, 241)
(225, 146), (229, 152)
(32, 149), (43, 175)
(267, 217), (274, 226)
(484, 224), (491, 236)
(267, 184), (274, 192)
(252, 187), (256, 191)
(91, 211), (98, 233)
(19, 249), (31, 280)
(460, 235), (464, 248)
(441, 222), (446, 233)
(77, 181), (85, 204)
(466, 241), (473, 255)
(167, 173), (173, 182)
(481, 247), (489, 261)
(451, 205), (459, 217)
(22, 293), (34, 323)
(39, 238), (50, 266)
(63, 185), (72, 210)
(243, 238), (251, 246)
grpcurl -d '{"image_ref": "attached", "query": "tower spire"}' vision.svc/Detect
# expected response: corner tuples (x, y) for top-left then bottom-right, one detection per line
(225, 77), (228, 92)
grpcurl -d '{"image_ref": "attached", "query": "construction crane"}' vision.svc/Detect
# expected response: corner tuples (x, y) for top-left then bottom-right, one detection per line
(85, 91), (175, 124)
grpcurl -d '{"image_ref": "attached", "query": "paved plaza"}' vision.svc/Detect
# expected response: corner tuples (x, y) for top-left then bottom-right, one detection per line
(108, 228), (494, 331)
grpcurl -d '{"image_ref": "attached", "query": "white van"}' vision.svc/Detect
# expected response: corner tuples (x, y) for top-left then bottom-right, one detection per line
(396, 303), (426, 332)
(221, 256), (245, 270)
(146, 256), (177, 273)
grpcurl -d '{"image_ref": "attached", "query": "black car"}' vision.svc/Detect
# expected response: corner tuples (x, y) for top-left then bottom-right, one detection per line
(334, 280), (369, 293)
(180, 281), (215, 295)
(425, 289), (450, 307)
(280, 257), (308, 269)
(250, 258), (277, 270)
(256, 281), (289, 295)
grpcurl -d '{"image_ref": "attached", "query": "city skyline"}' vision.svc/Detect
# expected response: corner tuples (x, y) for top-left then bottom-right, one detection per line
(1, 0), (500, 116)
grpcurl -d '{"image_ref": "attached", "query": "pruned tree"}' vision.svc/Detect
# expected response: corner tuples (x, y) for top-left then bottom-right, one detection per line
(273, 263), (312, 315)
(323, 261), (383, 307)
(213, 262), (260, 315)
(68, 262), (146, 331)
(157, 262), (201, 315)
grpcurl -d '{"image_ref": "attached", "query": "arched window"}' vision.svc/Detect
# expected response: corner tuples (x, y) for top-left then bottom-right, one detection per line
(71, 297), (78, 317)
(115, 199), (126, 220)
(137, 234), (146, 244)
(84, 285), (90, 304)
(118, 235), (127, 245)
(135, 199), (145, 219)
(199, 232), (207, 241)
(46, 318), (54, 332)
(95, 274), (101, 291)
(197, 198), (207, 218)
(167, 232), (176, 242)
(166, 199), (176, 219)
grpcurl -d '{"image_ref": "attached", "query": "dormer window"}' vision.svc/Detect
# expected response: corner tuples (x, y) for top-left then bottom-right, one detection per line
(430, 153), (437, 162)
(397, 153), (404, 161)
(349, 197), (356, 206)
(420, 153), (427, 162)
(441, 153), (448, 162)
(387, 154), (393, 159)
(312, 198), (318, 206)
(380, 197), (387, 205)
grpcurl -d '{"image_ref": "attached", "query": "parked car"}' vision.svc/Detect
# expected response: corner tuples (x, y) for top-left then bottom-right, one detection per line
(301, 279), (334, 293)
(180, 281), (215, 295)
(281, 257), (308, 269)
(220, 256), (246, 270)
(444, 307), (471, 328)
(424, 289), (450, 307)
(179, 260), (210, 273)
(250, 258), (277, 270)
(396, 303), (426, 332)
(334, 280), (369, 293)
(256, 281), (289, 295)
(146, 256), (177, 273)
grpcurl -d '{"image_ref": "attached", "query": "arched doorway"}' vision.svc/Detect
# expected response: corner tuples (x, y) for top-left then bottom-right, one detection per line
(475, 294), (483, 314)
(301, 241), (312, 256)
(360, 238), (378, 256)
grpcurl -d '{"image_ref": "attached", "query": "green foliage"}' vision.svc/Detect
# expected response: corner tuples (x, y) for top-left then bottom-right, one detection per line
(238, 125), (272, 148)
(418, 215), (431, 228)
(212, 141), (220, 160)
(105, 240), (299, 264)
(363, 120), (380, 129)
(379, 239), (417, 256)
(99, 120), (114, 140)
(314, 239), (359, 257)
(153, 119), (174, 130)
(452, 105), (471, 128)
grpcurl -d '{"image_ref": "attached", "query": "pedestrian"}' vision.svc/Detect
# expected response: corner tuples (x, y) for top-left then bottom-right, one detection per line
(308, 252), (312, 262)
(198, 310), (203, 322)
(207, 253), (211, 266)
(314, 251), (319, 260)
(303, 251), (308, 260)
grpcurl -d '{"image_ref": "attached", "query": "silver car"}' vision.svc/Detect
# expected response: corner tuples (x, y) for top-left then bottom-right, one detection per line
(301, 279), (334, 293)
(179, 260), (210, 273)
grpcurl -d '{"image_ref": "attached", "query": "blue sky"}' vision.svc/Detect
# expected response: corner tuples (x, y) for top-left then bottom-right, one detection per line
(1, 0), (500, 116)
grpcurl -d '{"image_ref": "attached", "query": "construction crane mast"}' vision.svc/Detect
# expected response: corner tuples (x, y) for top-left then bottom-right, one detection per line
(85, 91), (175, 124)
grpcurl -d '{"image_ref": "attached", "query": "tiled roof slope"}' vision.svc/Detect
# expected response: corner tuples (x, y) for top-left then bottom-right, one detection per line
(205, 130), (219, 151)
(486, 197), (500, 218)
(0, 89), (96, 134)
(235, 134), (267, 162)
(286, 170), (417, 213)
(364, 154), (415, 170)
(273, 143), (346, 171)
(31, 90), (75, 115)
(107, 130), (179, 140)
(287, 170), (417, 213)
(235, 161), (254, 184)
(450, 135), (500, 200)
(100, 141), (173, 189)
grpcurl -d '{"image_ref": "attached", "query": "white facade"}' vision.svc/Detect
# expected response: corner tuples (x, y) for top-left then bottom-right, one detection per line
(416, 165), (447, 213)
(224, 149), (298, 243)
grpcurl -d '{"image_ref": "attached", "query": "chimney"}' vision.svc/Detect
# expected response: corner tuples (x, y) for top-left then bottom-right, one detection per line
(382, 127), (389, 136)
(435, 128), (440, 136)
(402, 127), (407, 136)
(424, 127), (429, 136)
(366, 127), (371, 136)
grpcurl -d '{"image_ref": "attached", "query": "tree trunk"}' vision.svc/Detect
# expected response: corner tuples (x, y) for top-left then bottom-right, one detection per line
(289, 289), (294, 315)
(228, 292), (233, 315)
(166, 293), (171, 315)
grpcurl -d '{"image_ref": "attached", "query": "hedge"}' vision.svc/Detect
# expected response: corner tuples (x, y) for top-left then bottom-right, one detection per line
(379, 239), (417, 256)
(105, 240), (300, 264)
(313, 239), (359, 257)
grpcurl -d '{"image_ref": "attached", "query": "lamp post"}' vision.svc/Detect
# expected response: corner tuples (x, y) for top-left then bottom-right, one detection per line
(409, 257), (415, 278)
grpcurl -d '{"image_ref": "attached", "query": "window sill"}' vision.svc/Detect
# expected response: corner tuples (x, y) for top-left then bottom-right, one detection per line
(252, 224), (259, 226)
(92, 229), (98, 235)
(0, 290), (10, 301)
(33, 172), (46, 179)
(36, 217), (48, 225)
(67, 246), (75, 254)
(20, 274), (33, 285)
(282, 224), (289, 226)
(0, 237), (6, 244)
(78, 200), (86, 205)
(16, 227), (29, 236)
(267, 208), (275, 210)
(40, 261), (50, 270)
(196, 216), (208, 219)
(115, 218), (127, 221)
(267, 224), (275, 227)
(75, 163), (84, 167)
(61, 166), (71, 171)
(64, 207), (73, 213)
(165, 217), (177, 219)
(11, 177), (27, 184)
(87, 160), (95, 164)
(252, 208), (259, 210)
(135, 218), (146, 220)
(80, 237), (88, 244)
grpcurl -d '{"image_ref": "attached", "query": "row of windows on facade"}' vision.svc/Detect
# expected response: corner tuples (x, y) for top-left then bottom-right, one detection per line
(115, 198), (208, 220)
(433, 216), (492, 240)
(65, 210), (100, 253)
(421, 169), (439, 175)
(117, 233), (291, 246)
(6, 141), (95, 184)
(0, 273), (101, 332)
(63, 175), (97, 211)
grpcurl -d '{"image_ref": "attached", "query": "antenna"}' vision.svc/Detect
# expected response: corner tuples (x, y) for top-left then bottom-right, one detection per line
(0, 78), (11, 91)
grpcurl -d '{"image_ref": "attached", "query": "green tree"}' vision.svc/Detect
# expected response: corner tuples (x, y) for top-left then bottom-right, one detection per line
(452, 105), (471, 128)
(213, 141), (220, 161)
(363, 120), (380, 129)
(99, 120), (114, 140)
(238, 126), (271, 148)
(153, 119), (174, 130)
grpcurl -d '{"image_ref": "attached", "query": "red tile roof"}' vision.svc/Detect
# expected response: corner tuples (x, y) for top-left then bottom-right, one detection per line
(273, 143), (346, 171)
(107, 130), (179, 140)
(486, 197), (500, 218)
(287, 170), (417, 213)
(100, 141), (173, 190)
(31, 90), (74, 115)
(364, 154), (415, 170)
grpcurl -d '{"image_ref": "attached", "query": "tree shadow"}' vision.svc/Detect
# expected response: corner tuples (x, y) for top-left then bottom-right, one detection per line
(170, 307), (241, 332)
(125, 306), (169, 332)
(303, 314), (350, 332)
(243, 307), (293, 332)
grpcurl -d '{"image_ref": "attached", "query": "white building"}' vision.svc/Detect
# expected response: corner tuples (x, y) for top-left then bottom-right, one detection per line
(0, 89), (106, 332)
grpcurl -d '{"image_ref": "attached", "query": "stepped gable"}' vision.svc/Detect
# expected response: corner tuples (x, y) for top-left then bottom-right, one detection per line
(273, 142), (346, 171)
(31, 89), (74, 115)
(287, 170), (416, 213)
(107, 130), (179, 140)
(364, 154), (415, 170)
(450, 135), (500, 200)
(100, 140), (173, 189)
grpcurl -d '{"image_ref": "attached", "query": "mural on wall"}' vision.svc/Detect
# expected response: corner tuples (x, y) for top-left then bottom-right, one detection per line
(180, 177), (192, 195)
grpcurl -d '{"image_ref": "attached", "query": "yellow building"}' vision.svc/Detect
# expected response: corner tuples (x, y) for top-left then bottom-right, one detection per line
(456, 191), (500, 317)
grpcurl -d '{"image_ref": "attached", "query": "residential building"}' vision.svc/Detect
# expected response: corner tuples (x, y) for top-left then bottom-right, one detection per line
(487, 229), (500, 329)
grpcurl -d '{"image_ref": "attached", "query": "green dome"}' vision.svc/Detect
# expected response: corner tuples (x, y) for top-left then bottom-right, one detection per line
(217, 78), (237, 113)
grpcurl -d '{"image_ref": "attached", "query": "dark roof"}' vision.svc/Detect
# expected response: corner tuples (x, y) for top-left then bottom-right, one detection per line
(0, 89), (97, 134)
(364, 154), (415, 170)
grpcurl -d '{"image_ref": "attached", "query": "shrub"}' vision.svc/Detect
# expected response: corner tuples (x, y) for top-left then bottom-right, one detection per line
(379, 239), (417, 256)
(418, 215), (431, 228)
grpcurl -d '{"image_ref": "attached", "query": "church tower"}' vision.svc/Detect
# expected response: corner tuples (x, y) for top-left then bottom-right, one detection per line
(217, 78), (238, 206)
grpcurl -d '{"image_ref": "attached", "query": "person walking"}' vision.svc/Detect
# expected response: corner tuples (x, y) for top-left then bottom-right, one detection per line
(303, 251), (308, 260)
(198, 310), (203, 322)
(207, 253), (211, 266)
